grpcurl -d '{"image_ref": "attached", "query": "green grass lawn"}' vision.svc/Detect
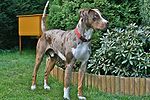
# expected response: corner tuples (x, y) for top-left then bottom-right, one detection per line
(0, 49), (150, 100)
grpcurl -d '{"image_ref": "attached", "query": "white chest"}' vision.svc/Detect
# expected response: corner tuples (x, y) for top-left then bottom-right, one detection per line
(71, 29), (93, 62)
(72, 42), (90, 62)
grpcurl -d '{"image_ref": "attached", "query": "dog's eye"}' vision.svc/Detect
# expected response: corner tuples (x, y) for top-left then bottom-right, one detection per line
(93, 16), (97, 21)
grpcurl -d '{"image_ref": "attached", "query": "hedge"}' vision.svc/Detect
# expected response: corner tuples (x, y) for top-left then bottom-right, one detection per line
(47, 0), (140, 30)
(139, 0), (150, 25)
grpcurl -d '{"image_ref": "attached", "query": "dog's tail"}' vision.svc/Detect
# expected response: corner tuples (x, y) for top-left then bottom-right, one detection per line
(41, 1), (49, 33)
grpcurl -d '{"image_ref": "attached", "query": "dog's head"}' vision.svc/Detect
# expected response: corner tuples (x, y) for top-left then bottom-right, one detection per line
(79, 9), (108, 30)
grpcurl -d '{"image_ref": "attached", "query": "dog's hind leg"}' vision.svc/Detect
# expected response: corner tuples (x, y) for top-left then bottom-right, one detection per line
(31, 36), (46, 90)
(44, 55), (56, 90)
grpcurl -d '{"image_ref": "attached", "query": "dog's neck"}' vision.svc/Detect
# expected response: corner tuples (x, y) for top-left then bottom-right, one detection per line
(75, 18), (93, 41)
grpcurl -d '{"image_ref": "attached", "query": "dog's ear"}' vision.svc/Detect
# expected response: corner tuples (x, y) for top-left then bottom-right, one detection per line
(79, 9), (85, 18)
(79, 9), (95, 17)
(79, 9), (91, 22)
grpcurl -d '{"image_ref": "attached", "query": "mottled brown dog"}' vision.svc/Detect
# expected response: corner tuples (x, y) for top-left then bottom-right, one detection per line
(31, 1), (108, 100)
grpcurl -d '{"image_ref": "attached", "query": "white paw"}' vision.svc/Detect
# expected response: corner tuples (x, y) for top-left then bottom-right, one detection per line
(63, 87), (70, 100)
(44, 85), (50, 90)
(78, 94), (86, 100)
(63, 97), (70, 100)
(44, 79), (50, 90)
(31, 85), (36, 90)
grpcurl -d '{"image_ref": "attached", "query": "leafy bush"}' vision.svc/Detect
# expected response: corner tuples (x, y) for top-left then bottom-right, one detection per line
(88, 24), (150, 77)
(47, 0), (140, 30)
(139, 0), (150, 25)
(47, 0), (79, 30)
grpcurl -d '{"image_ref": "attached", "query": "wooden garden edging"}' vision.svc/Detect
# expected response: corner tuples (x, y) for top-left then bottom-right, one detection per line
(50, 66), (150, 96)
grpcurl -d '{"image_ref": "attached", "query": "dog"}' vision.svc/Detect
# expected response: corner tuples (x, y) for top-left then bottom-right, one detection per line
(31, 1), (108, 100)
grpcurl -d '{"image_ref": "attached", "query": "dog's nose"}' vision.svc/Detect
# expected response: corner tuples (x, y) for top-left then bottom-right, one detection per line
(106, 21), (109, 27)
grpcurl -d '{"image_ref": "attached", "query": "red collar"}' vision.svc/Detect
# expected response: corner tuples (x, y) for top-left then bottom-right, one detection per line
(74, 27), (91, 42)
(74, 27), (81, 39)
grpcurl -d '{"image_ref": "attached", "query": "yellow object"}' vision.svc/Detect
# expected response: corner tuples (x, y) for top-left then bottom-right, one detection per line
(17, 14), (44, 53)
(17, 14), (43, 36)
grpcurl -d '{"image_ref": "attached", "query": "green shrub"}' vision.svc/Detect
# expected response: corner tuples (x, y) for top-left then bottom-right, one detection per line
(139, 0), (150, 25)
(47, 0), (79, 30)
(47, 0), (140, 30)
(88, 24), (150, 77)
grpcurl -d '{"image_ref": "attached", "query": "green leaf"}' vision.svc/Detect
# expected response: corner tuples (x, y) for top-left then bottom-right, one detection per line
(129, 60), (133, 65)
(122, 60), (128, 64)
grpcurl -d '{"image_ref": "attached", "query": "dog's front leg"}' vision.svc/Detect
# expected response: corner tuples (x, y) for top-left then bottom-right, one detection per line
(63, 52), (75, 100)
(78, 61), (87, 100)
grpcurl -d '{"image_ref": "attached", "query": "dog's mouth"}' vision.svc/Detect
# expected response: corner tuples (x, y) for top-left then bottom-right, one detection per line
(92, 21), (109, 30)
(97, 23), (109, 33)
(103, 23), (110, 32)
(101, 21), (109, 29)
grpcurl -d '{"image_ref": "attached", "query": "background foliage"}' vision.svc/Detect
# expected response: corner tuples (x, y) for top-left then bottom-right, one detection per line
(47, 0), (140, 30)
(0, 0), (148, 48)
(139, 0), (150, 26)
(0, 0), (46, 49)
(88, 24), (150, 77)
